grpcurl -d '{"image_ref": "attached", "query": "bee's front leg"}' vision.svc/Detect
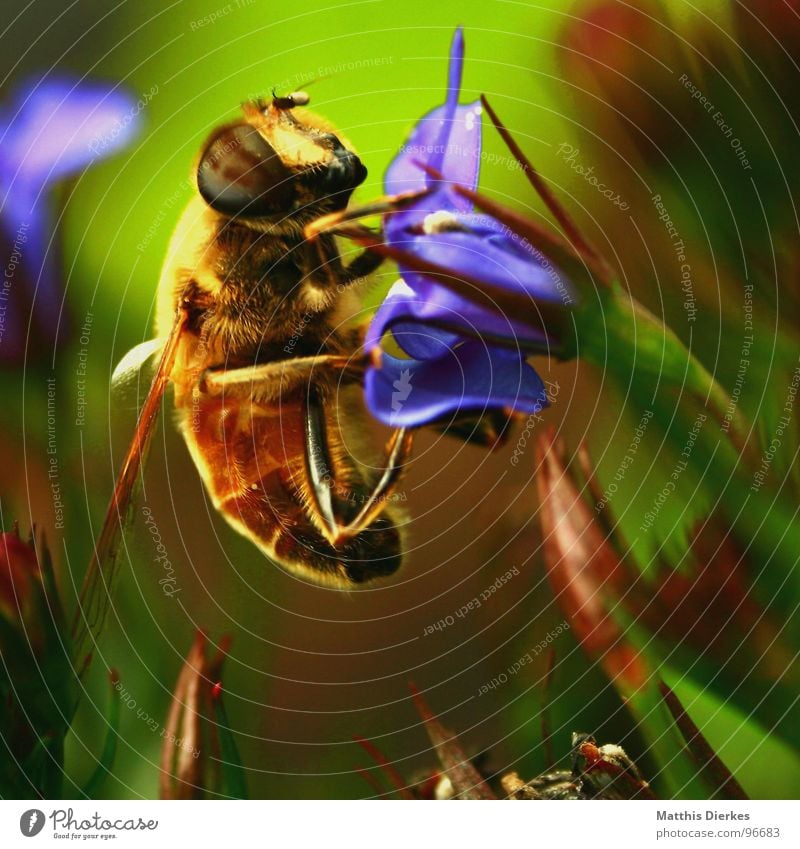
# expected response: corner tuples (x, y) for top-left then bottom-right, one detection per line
(340, 246), (385, 286)
(304, 189), (430, 241)
(304, 189), (429, 291)
(303, 227), (385, 294)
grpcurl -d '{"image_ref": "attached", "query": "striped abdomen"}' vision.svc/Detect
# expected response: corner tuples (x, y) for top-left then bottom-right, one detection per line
(174, 381), (402, 586)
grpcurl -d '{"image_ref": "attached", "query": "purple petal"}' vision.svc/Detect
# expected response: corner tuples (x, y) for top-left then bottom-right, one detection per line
(364, 280), (463, 359)
(0, 76), (143, 362)
(397, 225), (571, 303)
(385, 179), (575, 306)
(0, 210), (35, 362)
(383, 28), (482, 246)
(0, 76), (142, 188)
(430, 26), (465, 174)
(364, 276), (549, 356)
(0, 185), (67, 362)
(385, 102), (482, 224)
(364, 342), (548, 428)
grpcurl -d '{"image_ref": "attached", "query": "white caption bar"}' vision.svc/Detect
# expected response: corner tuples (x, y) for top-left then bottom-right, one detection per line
(1, 800), (798, 848)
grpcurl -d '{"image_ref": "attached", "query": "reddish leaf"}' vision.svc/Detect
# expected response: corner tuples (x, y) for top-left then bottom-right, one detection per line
(535, 427), (649, 692)
(409, 684), (496, 800)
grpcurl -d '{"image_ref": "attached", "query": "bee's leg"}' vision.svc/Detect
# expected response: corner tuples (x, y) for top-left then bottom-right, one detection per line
(305, 189), (430, 289)
(201, 354), (365, 399)
(307, 227), (386, 294)
(303, 190), (433, 319)
(340, 245), (385, 285)
(310, 220), (392, 294)
(304, 189), (430, 241)
(304, 394), (413, 546)
(437, 409), (514, 449)
(333, 427), (413, 544)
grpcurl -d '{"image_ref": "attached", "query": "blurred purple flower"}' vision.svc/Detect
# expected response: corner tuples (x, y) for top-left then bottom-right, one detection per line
(0, 76), (142, 363)
(364, 28), (564, 428)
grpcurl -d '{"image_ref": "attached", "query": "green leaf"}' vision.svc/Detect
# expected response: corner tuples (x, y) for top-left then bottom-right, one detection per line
(211, 685), (248, 800)
(82, 671), (121, 798)
(662, 667), (800, 800)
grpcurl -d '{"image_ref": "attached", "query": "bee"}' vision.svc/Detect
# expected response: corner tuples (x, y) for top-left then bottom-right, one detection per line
(79, 89), (418, 631)
(69, 83), (538, 672)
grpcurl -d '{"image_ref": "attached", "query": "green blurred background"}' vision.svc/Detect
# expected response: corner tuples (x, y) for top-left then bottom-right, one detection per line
(2, 0), (797, 799)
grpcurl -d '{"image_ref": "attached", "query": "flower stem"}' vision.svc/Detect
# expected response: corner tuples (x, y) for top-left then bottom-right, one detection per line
(570, 282), (754, 462)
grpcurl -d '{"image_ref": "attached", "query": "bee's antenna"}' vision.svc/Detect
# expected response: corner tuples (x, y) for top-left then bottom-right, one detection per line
(288, 73), (332, 93)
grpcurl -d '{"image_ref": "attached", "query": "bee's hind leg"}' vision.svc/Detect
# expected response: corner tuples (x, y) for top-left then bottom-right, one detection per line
(304, 392), (413, 547)
(332, 426), (413, 545)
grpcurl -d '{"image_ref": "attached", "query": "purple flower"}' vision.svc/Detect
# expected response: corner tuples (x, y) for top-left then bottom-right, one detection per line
(0, 76), (142, 363)
(364, 28), (566, 428)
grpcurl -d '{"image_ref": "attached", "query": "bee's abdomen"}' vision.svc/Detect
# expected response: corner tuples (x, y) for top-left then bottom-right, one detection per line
(273, 511), (402, 586)
(177, 387), (402, 587)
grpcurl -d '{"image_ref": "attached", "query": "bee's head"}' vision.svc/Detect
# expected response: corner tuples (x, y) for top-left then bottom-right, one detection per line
(196, 92), (367, 221)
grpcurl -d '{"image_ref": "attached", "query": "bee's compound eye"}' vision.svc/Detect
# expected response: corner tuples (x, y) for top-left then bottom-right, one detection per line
(316, 136), (367, 206)
(197, 123), (294, 217)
